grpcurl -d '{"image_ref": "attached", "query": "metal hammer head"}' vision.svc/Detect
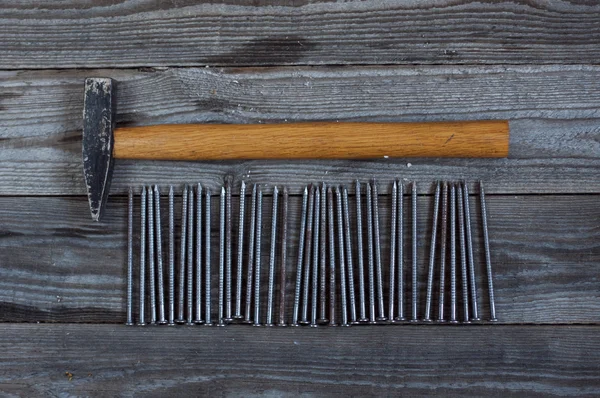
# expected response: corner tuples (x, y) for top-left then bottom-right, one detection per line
(82, 78), (115, 221)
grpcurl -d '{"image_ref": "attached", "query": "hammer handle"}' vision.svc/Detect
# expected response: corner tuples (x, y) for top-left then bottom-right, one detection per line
(113, 121), (509, 160)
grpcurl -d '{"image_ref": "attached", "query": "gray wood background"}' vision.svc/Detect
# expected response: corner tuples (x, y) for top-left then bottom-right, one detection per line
(1, 0), (599, 395)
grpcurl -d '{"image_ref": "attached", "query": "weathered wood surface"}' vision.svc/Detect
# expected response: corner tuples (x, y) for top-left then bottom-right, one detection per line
(1, 0), (600, 68)
(0, 324), (599, 396)
(1, 66), (600, 195)
(0, 194), (598, 324)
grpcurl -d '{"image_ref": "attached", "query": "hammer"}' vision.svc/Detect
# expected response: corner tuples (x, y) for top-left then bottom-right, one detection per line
(83, 78), (509, 221)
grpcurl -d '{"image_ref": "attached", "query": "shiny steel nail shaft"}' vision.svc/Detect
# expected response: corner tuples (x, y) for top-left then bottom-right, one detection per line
(365, 182), (376, 323)
(310, 188), (320, 327)
(234, 181), (246, 319)
(194, 184), (203, 324)
(126, 187), (134, 325)
(480, 181), (498, 321)
(463, 182), (480, 321)
(318, 183), (328, 324)
(411, 181), (418, 322)
(336, 187), (349, 326)
(438, 182), (449, 322)
(450, 184), (458, 323)
(253, 187), (263, 326)
(217, 187), (226, 326)
(177, 185), (188, 324)
(292, 187), (309, 326)
(186, 189), (194, 325)
(277, 187), (289, 326)
(395, 181), (405, 322)
(148, 186), (156, 324)
(300, 186), (315, 325)
(204, 188), (212, 325)
(388, 181), (397, 322)
(154, 186), (167, 324)
(355, 181), (368, 322)
(372, 181), (387, 322)
(327, 187), (337, 326)
(138, 187), (147, 326)
(424, 182), (441, 321)
(266, 186), (279, 326)
(342, 187), (357, 323)
(224, 176), (233, 322)
(244, 185), (257, 323)
(457, 184), (470, 323)
(168, 186), (175, 325)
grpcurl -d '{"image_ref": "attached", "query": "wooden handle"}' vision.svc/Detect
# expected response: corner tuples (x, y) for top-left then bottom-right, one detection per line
(113, 121), (509, 160)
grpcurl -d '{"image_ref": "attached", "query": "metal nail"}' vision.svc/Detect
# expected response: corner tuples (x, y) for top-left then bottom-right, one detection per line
(318, 183), (328, 324)
(194, 184), (204, 324)
(457, 183), (470, 323)
(372, 180), (387, 322)
(335, 186), (349, 327)
(300, 186), (315, 325)
(395, 181), (405, 322)
(327, 187), (338, 327)
(277, 187), (289, 327)
(204, 188), (212, 325)
(310, 188), (320, 327)
(148, 186), (156, 325)
(126, 187), (134, 325)
(365, 182), (376, 324)
(168, 186), (175, 325)
(450, 184), (458, 324)
(138, 187), (147, 326)
(186, 188), (194, 325)
(292, 187), (309, 326)
(355, 181), (368, 322)
(463, 182), (480, 321)
(388, 181), (397, 323)
(411, 181), (418, 322)
(266, 186), (279, 326)
(224, 176), (233, 322)
(480, 181), (498, 322)
(342, 186), (357, 324)
(176, 185), (188, 324)
(217, 186), (226, 326)
(424, 182), (441, 322)
(243, 185), (257, 324)
(253, 187), (263, 326)
(438, 182), (449, 322)
(154, 186), (167, 325)
(234, 181), (246, 319)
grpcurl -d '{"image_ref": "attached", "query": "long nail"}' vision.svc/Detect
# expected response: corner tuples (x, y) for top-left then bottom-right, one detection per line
(388, 181), (397, 323)
(463, 182), (480, 321)
(177, 185), (188, 324)
(457, 184), (470, 323)
(395, 181), (405, 322)
(450, 184), (458, 323)
(292, 187), (309, 326)
(154, 186), (167, 324)
(318, 183), (328, 324)
(365, 182), (376, 324)
(243, 185), (257, 324)
(424, 182), (441, 322)
(411, 181), (418, 322)
(253, 187), (263, 326)
(372, 180), (387, 322)
(335, 186), (349, 327)
(438, 182), (449, 322)
(355, 181), (368, 322)
(234, 181), (246, 319)
(266, 186), (279, 326)
(186, 188), (195, 325)
(126, 187), (134, 325)
(168, 186), (175, 325)
(204, 188), (212, 325)
(217, 186), (226, 326)
(327, 187), (338, 326)
(224, 176), (233, 322)
(310, 188), (321, 327)
(194, 184), (204, 324)
(147, 186), (156, 324)
(138, 187), (147, 326)
(277, 187), (289, 327)
(300, 186), (315, 325)
(480, 181), (498, 322)
(342, 186), (357, 323)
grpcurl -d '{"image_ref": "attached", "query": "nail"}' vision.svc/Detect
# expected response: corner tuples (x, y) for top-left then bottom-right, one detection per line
(217, 186), (226, 326)
(126, 187), (134, 325)
(243, 185), (257, 324)
(450, 184), (458, 324)
(365, 182), (376, 324)
(372, 181), (387, 322)
(411, 181), (418, 322)
(194, 184), (204, 324)
(457, 184), (470, 323)
(292, 187), (309, 326)
(154, 186), (167, 325)
(388, 181), (397, 323)
(266, 186), (279, 326)
(300, 185), (315, 325)
(186, 188), (195, 325)
(253, 186), (263, 326)
(138, 187), (147, 326)
(395, 181), (405, 322)
(310, 188), (320, 327)
(342, 186), (357, 324)
(318, 183), (328, 324)
(168, 186), (175, 325)
(176, 185), (188, 324)
(480, 181), (498, 322)
(204, 188), (212, 325)
(424, 182), (441, 322)
(463, 182), (480, 321)
(335, 186), (349, 327)
(277, 187), (289, 327)
(327, 187), (338, 326)
(224, 176), (233, 322)
(438, 182), (449, 322)
(234, 181), (246, 319)
(147, 186), (156, 325)
(355, 181), (368, 322)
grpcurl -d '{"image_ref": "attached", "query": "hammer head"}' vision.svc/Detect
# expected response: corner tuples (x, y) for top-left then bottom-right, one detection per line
(83, 78), (115, 221)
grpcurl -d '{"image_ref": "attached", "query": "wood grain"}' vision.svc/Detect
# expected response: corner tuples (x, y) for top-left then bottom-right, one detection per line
(1, 0), (599, 68)
(0, 324), (598, 396)
(0, 194), (598, 324)
(1, 66), (600, 194)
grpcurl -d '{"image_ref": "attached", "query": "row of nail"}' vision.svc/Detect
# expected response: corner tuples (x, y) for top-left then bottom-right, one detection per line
(125, 179), (497, 326)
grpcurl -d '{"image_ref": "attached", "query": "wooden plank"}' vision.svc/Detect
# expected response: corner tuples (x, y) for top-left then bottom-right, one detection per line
(0, 324), (598, 396)
(1, 66), (600, 195)
(0, 194), (598, 324)
(1, 1), (599, 68)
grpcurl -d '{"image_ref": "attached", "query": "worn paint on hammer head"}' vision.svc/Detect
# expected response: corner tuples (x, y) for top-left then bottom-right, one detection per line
(83, 77), (115, 221)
